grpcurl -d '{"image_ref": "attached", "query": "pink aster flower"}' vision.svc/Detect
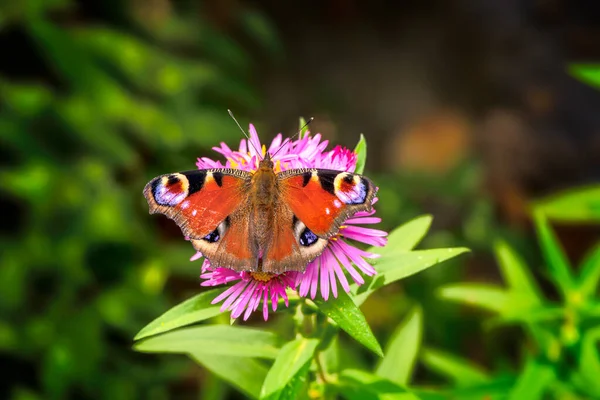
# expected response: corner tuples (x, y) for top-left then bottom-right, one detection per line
(194, 124), (387, 320)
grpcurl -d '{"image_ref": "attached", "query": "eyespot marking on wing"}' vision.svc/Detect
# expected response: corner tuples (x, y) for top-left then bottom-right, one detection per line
(152, 173), (189, 206)
(202, 217), (229, 243)
(334, 173), (369, 205)
(292, 216), (319, 247)
(299, 227), (318, 246)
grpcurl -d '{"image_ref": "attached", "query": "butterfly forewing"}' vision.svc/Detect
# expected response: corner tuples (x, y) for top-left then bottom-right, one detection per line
(143, 168), (251, 241)
(277, 168), (377, 237)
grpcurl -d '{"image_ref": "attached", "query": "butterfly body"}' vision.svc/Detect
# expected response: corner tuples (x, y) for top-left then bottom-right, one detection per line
(144, 153), (377, 274)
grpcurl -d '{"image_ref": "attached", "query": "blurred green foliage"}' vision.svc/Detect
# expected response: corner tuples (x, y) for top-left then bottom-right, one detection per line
(0, 1), (280, 398)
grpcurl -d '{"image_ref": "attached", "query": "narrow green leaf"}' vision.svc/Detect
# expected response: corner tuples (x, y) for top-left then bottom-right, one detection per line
(299, 117), (309, 138)
(376, 215), (433, 255)
(569, 64), (600, 90)
(376, 306), (423, 385)
(494, 240), (541, 302)
(533, 185), (600, 222)
(432, 378), (514, 400)
(313, 291), (383, 357)
(421, 348), (490, 387)
(508, 359), (554, 400)
(338, 370), (419, 400)
(353, 134), (367, 175)
(578, 242), (600, 297)
(439, 284), (516, 315)
(321, 336), (340, 374)
(533, 211), (575, 297)
(260, 338), (319, 400)
(192, 352), (268, 399)
(134, 289), (224, 340)
(134, 325), (280, 358)
(354, 248), (469, 306)
(575, 326), (600, 397)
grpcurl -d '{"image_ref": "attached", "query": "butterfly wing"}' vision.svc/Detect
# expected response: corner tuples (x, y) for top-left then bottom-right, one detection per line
(261, 202), (328, 274)
(259, 168), (376, 274)
(144, 168), (256, 269)
(277, 168), (377, 237)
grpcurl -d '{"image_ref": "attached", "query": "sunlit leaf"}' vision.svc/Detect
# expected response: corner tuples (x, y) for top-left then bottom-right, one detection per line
(507, 359), (554, 400)
(134, 289), (225, 340)
(421, 348), (490, 387)
(192, 352), (268, 399)
(578, 242), (600, 298)
(573, 326), (600, 397)
(260, 338), (319, 400)
(494, 240), (541, 302)
(569, 64), (600, 90)
(376, 306), (422, 385)
(354, 134), (367, 175)
(338, 369), (419, 400)
(533, 211), (575, 297)
(533, 185), (600, 222)
(134, 325), (280, 358)
(439, 284), (519, 315)
(376, 215), (433, 255)
(354, 248), (469, 306)
(313, 291), (383, 357)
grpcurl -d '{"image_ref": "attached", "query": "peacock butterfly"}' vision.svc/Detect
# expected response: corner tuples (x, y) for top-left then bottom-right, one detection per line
(143, 122), (377, 274)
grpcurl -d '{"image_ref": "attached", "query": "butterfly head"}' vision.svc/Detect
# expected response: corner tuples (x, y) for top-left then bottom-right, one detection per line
(258, 151), (275, 171)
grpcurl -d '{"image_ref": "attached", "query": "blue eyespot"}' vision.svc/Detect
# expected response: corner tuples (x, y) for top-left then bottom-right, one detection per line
(203, 229), (220, 243)
(299, 228), (318, 247)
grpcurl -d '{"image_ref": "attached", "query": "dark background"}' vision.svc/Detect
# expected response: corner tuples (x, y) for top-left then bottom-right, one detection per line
(1, 0), (599, 398)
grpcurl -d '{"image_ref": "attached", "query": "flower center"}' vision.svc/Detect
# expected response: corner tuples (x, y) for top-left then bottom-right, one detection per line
(250, 271), (276, 282)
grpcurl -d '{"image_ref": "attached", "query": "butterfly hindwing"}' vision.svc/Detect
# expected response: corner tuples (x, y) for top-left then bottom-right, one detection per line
(278, 169), (377, 237)
(261, 203), (328, 273)
(143, 168), (251, 240)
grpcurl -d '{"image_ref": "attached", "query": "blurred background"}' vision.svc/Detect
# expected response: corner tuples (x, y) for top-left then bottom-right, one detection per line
(1, 0), (599, 399)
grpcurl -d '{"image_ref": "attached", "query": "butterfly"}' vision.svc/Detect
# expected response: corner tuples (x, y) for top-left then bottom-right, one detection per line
(143, 135), (377, 274)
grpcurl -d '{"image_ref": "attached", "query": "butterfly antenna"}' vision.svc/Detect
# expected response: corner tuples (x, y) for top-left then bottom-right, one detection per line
(227, 109), (263, 157)
(270, 117), (314, 159)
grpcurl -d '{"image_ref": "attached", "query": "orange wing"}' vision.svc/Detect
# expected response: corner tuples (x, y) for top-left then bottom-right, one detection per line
(143, 169), (250, 240)
(278, 169), (377, 237)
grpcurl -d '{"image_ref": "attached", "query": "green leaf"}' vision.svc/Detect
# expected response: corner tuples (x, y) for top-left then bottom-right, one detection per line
(133, 325), (280, 358)
(134, 289), (224, 340)
(313, 291), (383, 357)
(192, 352), (268, 399)
(533, 185), (600, 222)
(421, 348), (490, 387)
(377, 215), (433, 255)
(508, 359), (554, 400)
(428, 378), (513, 400)
(354, 248), (469, 306)
(299, 117), (310, 138)
(338, 370), (419, 400)
(354, 134), (367, 175)
(376, 306), (422, 385)
(494, 240), (541, 302)
(321, 336), (340, 374)
(569, 64), (600, 90)
(533, 211), (575, 297)
(260, 338), (319, 400)
(439, 284), (520, 315)
(575, 326), (600, 397)
(578, 242), (600, 297)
